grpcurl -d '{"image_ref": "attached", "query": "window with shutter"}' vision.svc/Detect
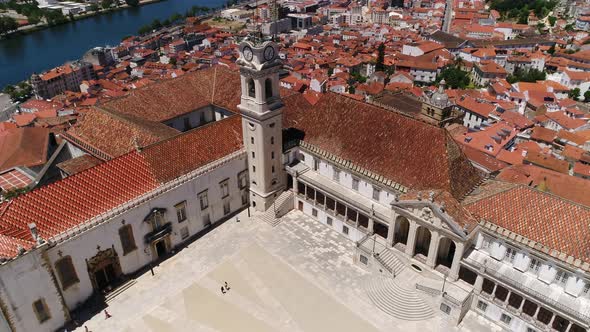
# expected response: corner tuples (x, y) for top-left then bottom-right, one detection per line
(55, 256), (79, 290)
(119, 224), (137, 255)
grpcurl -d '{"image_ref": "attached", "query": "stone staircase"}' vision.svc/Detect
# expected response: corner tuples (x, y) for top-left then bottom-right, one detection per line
(374, 248), (406, 277)
(105, 279), (136, 303)
(365, 275), (434, 321)
(259, 191), (293, 227)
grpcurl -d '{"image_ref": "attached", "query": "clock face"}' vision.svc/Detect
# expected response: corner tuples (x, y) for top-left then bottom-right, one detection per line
(264, 46), (275, 61)
(243, 46), (253, 61)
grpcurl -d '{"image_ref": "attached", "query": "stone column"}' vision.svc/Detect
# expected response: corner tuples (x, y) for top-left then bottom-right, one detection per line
(449, 242), (465, 281)
(533, 305), (541, 320)
(426, 231), (440, 268)
(405, 221), (418, 257)
(368, 217), (374, 234)
(548, 314), (556, 327)
(474, 274), (484, 294)
(293, 175), (299, 209)
(565, 321), (573, 332)
(386, 215), (396, 247)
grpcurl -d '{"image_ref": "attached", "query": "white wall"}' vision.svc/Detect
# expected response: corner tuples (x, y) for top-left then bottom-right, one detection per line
(45, 154), (247, 313)
(0, 249), (66, 332)
(298, 150), (396, 207)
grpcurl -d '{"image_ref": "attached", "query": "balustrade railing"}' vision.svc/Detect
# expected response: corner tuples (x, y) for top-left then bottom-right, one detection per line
(465, 259), (590, 323)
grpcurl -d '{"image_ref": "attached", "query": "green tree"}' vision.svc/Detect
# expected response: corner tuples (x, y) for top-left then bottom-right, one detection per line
(0, 16), (19, 35)
(169, 57), (177, 66)
(547, 44), (556, 55)
(507, 68), (546, 83)
(101, 0), (114, 9)
(568, 88), (580, 100)
(548, 15), (556, 26)
(169, 12), (182, 23)
(375, 42), (385, 73)
(584, 90), (590, 102)
(138, 24), (151, 35)
(150, 18), (162, 30)
(89, 3), (99, 12)
(125, 0), (139, 6)
(435, 66), (470, 89)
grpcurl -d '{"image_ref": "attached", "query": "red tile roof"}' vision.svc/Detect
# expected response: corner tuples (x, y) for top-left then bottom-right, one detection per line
(465, 182), (590, 264)
(283, 92), (483, 199)
(0, 128), (49, 172)
(497, 164), (590, 207)
(0, 169), (34, 191)
(0, 116), (243, 259)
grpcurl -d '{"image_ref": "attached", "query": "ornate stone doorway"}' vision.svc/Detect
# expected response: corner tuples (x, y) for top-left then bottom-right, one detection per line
(86, 247), (122, 293)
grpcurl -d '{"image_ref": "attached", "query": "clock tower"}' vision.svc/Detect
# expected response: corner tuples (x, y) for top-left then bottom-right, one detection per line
(237, 39), (285, 212)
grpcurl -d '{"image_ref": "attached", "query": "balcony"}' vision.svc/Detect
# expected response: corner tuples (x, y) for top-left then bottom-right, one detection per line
(144, 222), (172, 244)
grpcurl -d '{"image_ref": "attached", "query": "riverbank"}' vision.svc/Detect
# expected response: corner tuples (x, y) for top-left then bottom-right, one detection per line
(0, 0), (165, 40)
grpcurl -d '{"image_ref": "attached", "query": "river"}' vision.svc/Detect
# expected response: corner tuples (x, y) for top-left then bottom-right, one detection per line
(0, 0), (226, 89)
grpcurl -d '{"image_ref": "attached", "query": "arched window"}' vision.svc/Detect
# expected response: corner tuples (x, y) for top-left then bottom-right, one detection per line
(265, 78), (273, 100)
(248, 79), (255, 98)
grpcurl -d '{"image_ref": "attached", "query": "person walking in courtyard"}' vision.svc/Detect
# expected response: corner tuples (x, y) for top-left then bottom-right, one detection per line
(221, 286), (226, 294)
(224, 281), (230, 291)
(104, 310), (111, 319)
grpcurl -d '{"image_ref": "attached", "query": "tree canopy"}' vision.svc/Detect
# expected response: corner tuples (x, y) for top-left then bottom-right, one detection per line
(435, 66), (471, 89)
(0, 16), (19, 35)
(507, 68), (546, 83)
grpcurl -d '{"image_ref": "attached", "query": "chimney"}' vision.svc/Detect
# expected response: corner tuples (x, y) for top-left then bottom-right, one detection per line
(28, 223), (44, 245)
(521, 149), (528, 157)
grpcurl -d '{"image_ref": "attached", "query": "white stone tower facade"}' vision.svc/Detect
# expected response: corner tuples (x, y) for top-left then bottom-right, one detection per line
(237, 39), (285, 212)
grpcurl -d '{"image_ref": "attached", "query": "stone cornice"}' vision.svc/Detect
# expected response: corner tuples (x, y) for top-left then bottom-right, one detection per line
(298, 140), (408, 194)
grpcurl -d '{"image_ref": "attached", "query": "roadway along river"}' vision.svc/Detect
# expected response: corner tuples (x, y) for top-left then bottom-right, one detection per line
(0, 0), (225, 89)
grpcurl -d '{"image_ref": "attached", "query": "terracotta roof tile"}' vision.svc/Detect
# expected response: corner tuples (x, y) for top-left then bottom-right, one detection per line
(283, 92), (483, 199)
(465, 182), (590, 264)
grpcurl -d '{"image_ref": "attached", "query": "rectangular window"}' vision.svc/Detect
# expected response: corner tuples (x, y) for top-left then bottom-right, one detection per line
(220, 179), (229, 198)
(313, 158), (319, 171)
(505, 247), (516, 263)
(271, 151), (275, 159)
(555, 271), (569, 285)
(203, 213), (211, 227)
(198, 190), (209, 210)
(477, 300), (487, 312)
(352, 177), (359, 191)
(251, 151), (255, 159)
(527, 328), (537, 332)
(33, 299), (50, 323)
(529, 258), (541, 274)
(333, 168), (340, 182)
(360, 255), (368, 265)
(327, 217), (333, 226)
(440, 303), (451, 315)
(223, 200), (230, 215)
(238, 170), (248, 189)
(55, 256), (79, 290)
(180, 226), (189, 240)
(312, 208), (318, 217)
(500, 314), (512, 325)
(175, 201), (187, 223)
(119, 224), (137, 255)
(251, 137), (254, 144)
(342, 225), (349, 235)
(372, 186), (381, 200)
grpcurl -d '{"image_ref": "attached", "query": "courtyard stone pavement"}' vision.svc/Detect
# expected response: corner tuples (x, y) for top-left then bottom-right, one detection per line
(73, 209), (501, 332)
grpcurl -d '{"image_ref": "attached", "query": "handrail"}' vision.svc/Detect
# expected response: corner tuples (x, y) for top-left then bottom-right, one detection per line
(416, 283), (442, 296)
(464, 259), (590, 323)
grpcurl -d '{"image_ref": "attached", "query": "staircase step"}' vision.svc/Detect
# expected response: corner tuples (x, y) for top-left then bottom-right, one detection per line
(365, 276), (434, 321)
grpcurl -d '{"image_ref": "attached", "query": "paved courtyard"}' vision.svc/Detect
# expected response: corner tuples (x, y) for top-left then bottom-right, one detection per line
(74, 209), (499, 332)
